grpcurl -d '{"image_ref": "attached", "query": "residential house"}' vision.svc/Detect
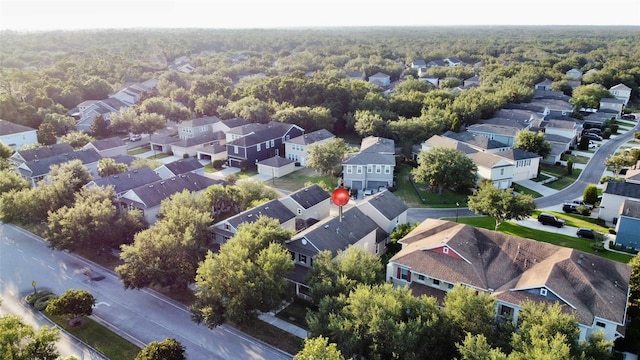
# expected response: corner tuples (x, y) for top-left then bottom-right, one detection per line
(414, 135), (477, 161)
(534, 78), (554, 91)
(226, 122), (305, 170)
(466, 123), (520, 146)
(566, 68), (583, 80)
(463, 75), (480, 87)
(469, 151), (515, 189)
(599, 98), (625, 119)
(505, 91), (574, 118)
(609, 83), (632, 106)
(84, 167), (161, 198)
(342, 136), (396, 191)
(600, 181), (640, 223)
(411, 59), (426, 69)
(75, 98), (129, 133)
(279, 184), (331, 230)
(356, 190), (408, 234)
(148, 133), (180, 154)
(211, 118), (250, 134)
(426, 59), (447, 68)
(154, 157), (204, 180)
(82, 136), (128, 158)
(256, 156), (296, 178)
(0, 120), (37, 150)
(499, 148), (541, 181)
(9, 143), (74, 166)
(543, 133), (573, 164)
(170, 131), (226, 159)
(418, 76), (439, 88)
(119, 173), (222, 225)
(176, 116), (222, 140)
(346, 70), (366, 81)
(285, 129), (335, 166)
(368, 72), (391, 88)
(442, 131), (511, 154)
(107, 79), (158, 106)
(493, 109), (544, 126)
(387, 219), (631, 343)
(17, 148), (103, 187)
(542, 118), (581, 143)
(614, 199), (640, 250)
(583, 111), (616, 128)
(211, 198), (296, 244)
(285, 207), (386, 300)
(444, 57), (464, 66)
(169, 56), (195, 73)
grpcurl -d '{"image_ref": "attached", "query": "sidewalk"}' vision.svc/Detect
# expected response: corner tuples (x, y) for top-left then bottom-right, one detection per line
(513, 179), (559, 197)
(258, 313), (308, 338)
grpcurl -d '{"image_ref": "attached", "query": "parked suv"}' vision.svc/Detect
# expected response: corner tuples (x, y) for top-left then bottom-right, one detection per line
(584, 133), (603, 141)
(538, 213), (565, 228)
(576, 228), (597, 239)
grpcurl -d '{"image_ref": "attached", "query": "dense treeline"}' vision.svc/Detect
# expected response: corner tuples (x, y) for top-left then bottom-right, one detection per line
(1, 27), (639, 153)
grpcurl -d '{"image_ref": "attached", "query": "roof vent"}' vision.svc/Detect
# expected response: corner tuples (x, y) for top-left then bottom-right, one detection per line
(324, 224), (329, 229)
(301, 239), (307, 245)
(247, 214), (253, 218)
(265, 206), (269, 210)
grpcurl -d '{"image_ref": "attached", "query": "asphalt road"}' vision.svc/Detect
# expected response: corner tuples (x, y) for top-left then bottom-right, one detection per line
(0, 222), (293, 360)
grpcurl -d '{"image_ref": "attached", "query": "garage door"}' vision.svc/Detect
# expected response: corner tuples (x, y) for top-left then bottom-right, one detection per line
(351, 180), (363, 190)
(367, 181), (387, 189)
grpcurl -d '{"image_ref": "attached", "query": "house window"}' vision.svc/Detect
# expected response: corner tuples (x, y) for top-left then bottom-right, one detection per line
(298, 254), (307, 264)
(257, 143), (261, 151)
(367, 165), (373, 173)
(596, 321), (606, 328)
(499, 305), (513, 318)
(271, 140), (275, 147)
(357, 166), (362, 174)
(443, 247), (449, 254)
(224, 224), (230, 230)
(376, 165), (381, 174)
(289, 251), (295, 261)
(266, 141), (270, 149)
(433, 279), (440, 286)
(385, 166), (391, 174)
(234, 145), (238, 153)
(448, 283), (454, 289)
(418, 274), (425, 281)
(540, 288), (547, 296)
(346, 166), (352, 174)
(399, 268), (409, 280)
(500, 168), (504, 175)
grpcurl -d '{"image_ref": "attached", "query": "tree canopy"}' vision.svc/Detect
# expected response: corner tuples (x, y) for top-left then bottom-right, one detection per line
(467, 181), (536, 230)
(513, 130), (552, 160)
(412, 147), (478, 195)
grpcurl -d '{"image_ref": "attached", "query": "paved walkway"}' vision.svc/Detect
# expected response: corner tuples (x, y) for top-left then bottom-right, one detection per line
(258, 313), (308, 338)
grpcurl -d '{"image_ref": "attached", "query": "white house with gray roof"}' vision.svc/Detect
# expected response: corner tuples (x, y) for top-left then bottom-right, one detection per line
(154, 157), (204, 180)
(285, 128), (335, 166)
(609, 83), (631, 106)
(599, 98), (625, 119)
(356, 190), (408, 234)
(17, 148), (103, 187)
(469, 152), (515, 189)
(0, 120), (37, 150)
(499, 148), (541, 181)
(176, 116), (222, 140)
(342, 136), (395, 191)
(368, 72), (391, 88)
(211, 198), (296, 244)
(600, 181), (640, 223)
(9, 143), (74, 165)
(279, 184), (331, 231)
(543, 118), (581, 142)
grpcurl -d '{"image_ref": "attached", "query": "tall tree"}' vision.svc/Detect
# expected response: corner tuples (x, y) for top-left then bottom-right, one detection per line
(294, 336), (345, 360)
(306, 138), (348, 176)
(513, 130), (552, 160)
(0, 314), (61, 360)
(0, 169), (30, 194)
(467, 181), (536, 231)
(89, 114), (111, 138)
(59, 131), (94, 149)
(412, 147), (478, 195)
(46, 289), (96, 323)
(37, 122), (58, 145)
(190, 217), (294, 327)
(135, 338), (186, 360)
(97, 157), (128, 177)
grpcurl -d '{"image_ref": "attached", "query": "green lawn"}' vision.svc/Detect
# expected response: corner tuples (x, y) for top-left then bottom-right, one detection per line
(452, 216), (633, 264)
(394, 162), (468, 208)
(127, 145), (150, 155)
(44, 311), (141, 360)
(539, 164), (581, 190)
(561, 153), (590, 164)
(512, 183), (543, 198)
(276, 299), (315, 330)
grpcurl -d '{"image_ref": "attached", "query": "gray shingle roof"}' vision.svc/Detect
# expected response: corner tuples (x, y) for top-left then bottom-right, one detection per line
(499, 148), (540, 161)
(286, 207), (384, 258)
(467, 123), (520, 137)
(358, 190), (408, 221)
(122, 173), (222, 208)
(287, 184), (330, 210)
(604, 181), (640, 198)
(442, 131), (508, 150)
(621, 199), (640, 219)
(228, 122), (298, 147)
(172, 131), (225, 147)
(0, 119), (35, 135)
(87, 167), (161, 194)
(361, 136), (394, 153)
(89, 136), (126, 151)
(287, 129), (334, 145)
(11, 143), (74, 162)
(424, 135), (478, 155)
(18, 148), (102, 177)
(257, 156), (295, 167)
(226, 198), (295, 229)
(179, 116), (221, 128)
(160, 157), (204, 175)
(392, 219), (631, 326)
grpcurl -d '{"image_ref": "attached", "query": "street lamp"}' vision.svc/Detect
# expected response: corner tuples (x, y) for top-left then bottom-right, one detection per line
(456, 202), (460, 223)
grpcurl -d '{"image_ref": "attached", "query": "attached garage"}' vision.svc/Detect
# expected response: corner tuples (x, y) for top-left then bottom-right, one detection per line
(257, 156), (296, 178)
(350, 180), (363, 190)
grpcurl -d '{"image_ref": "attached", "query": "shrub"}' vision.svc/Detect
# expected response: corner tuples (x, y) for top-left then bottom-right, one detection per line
(576, 205), (590, 216)
(212, 159), (225, 169)
(26, 290), (54, 306)
(578, 136), (590, 150)
(583, 184), (598, 204)
(566, 158), (573, 175)
(182, 153), (189, 159)
(609, 228), (617, 235)
(634, 131), (640, 140)
(34, 294), (57, 311)
(602, 128), (612, 139)
(610, 124), (619, 134)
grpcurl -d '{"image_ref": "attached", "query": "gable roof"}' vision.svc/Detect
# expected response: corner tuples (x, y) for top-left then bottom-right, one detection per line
(424, 135), (478, 155)
(287, 129), (335, 145)
(178, 116), (221, 128)
(86, 167), (161, 194)
(18, 148), (102, 178)
(610, 83), (631, 91)
(621, 199), (640, 219)
(286, 207), (384, 258)
(536, 78), (554, 87)
(257, 155), (295, 167)
(498, 148), (541, 161)
(442, 131), (509, 150)
(369, 72), (390, 79)
(220, 117), (250, 129)
(604, 181), (640, 198)
(121, 173), (221, 209)
(392, 219), (631, 326)
(360, 136), (394, 153)
(0, 119), (36, 135)
(287, 184), (331, 210)
(228, 122), (301, 147)
(467, 123), (520, 137)
(158, 157), (204, 175)
(357, 190), (408, 221)
(544, 119), (578, 130)
(225, 198), (295, 229)
(172, 131), (226, 148)
(87, 136), (126, 151)
(11, 143), (75, 163)
(469, 151), (512, 169)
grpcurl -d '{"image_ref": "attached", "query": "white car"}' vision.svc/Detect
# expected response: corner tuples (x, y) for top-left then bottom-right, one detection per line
(129, 134), (142, 142)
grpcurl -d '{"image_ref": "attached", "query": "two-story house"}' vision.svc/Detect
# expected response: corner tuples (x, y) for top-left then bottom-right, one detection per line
(368, 72), (391, 88)
(542, 118), (581, 143)
(614, 199), (640, 251)
(154, 157), (204, 180)
(16, 148), (103, 187)
(356, 190), (408, 234)
(9, 143), (74, 166)
(600, 181), (640, 224)
(0, 120), (37, 150)
(468, 151), (515, 189)
(609, 83), (632, 106)
(176, 116), (222, 140)
(387, 219), (631, 344)
(342, 136), (395, 191)
(284, 129), (335, 166)
(278, 184), (331, 230)
(599, 98), (625, 119)
(226, 122), (305, 170)
(499, 148), (541, 181)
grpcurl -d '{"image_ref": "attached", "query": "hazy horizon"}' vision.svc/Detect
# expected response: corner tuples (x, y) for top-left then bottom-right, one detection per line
(1, 0), (639, 32)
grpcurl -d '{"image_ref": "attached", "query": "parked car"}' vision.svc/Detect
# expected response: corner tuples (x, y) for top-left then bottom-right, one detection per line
(622, 114), (636, 120)
(568, 200), (594, 209)
(584, 133), (603, 141)
(129, 133), (142, 142)
(586, 128), (602, 135)
(562, 203), (579, 213)
(538, 213), (565, 228)
(576, 228), (597, 239)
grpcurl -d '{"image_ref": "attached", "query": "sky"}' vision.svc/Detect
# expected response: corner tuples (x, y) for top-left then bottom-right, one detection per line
(1, 0), (639, 31)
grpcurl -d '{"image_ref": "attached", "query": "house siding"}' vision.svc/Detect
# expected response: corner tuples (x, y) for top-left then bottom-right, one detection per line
(615, 217), (640, 250)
